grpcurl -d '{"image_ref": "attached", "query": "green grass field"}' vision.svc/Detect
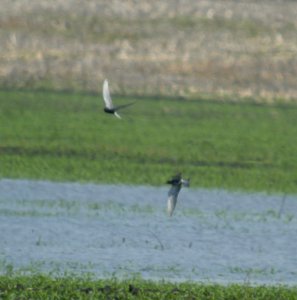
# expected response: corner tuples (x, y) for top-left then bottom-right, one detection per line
(1, 89), (297, 194)
(0, 275), (296, 300)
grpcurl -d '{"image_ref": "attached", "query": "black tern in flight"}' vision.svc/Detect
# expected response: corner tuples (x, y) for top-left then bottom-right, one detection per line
(102, 79), (135, 119)
(166, 173), (190, 216)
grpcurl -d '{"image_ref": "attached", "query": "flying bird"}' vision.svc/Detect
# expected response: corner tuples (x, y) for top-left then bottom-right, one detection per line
(102, 79), (135, 119)
(166, 173), (190, 217)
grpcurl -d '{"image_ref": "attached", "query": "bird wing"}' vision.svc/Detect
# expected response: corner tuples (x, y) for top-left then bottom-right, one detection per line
(115, 101), (136, 111)
(167, 194), (177, 217)
(168, 184), (181, 197)
(103, 79), (114, 109)
(167, 185), (181, 216)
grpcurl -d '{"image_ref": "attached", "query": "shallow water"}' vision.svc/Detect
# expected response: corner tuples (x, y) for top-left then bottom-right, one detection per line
(0, 178), (297, 285)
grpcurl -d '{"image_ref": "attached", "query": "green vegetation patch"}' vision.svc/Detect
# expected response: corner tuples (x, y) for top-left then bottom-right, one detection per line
(1, 89), (297, 193)
(0, 275), (296, 300)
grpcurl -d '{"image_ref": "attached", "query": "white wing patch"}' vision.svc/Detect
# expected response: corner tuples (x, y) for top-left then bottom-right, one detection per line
(167, 194), (177, 217)
(167, 185), (181, 216)
(103, 79), (114, 109)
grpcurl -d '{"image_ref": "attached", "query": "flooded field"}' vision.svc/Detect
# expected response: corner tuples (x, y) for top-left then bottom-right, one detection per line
(0, 179), (296, 285)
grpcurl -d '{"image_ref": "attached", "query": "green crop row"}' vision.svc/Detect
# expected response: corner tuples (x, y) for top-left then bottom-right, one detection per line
(0, 275), (296, 300)
(1, 89), (297, 193)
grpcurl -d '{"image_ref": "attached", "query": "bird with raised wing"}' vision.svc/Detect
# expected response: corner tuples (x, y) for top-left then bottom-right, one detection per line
(102, 79), (135, 119)
(166, 173), (190, 216)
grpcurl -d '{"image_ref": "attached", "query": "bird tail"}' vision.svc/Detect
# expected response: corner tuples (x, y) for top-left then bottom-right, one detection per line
(114, 112), (121, 119)
(181, 178), (190, 187)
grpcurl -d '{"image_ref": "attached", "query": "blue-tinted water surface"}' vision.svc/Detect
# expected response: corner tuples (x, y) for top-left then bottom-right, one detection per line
(0, 179), (296, 285)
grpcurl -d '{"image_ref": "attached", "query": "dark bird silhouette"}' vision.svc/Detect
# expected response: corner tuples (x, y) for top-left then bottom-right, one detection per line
(102, 79), (135, 119)
(166, 173), (190, 216)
